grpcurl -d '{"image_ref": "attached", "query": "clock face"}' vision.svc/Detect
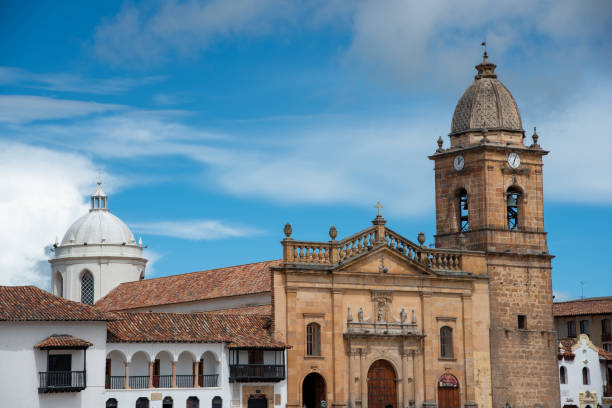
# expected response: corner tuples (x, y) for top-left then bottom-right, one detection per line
(453, 155), (465, 171)
(508, 152), (521, 169)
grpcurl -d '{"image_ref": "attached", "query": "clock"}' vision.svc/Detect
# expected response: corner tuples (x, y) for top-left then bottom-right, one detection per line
(453, 155), (465, 171)
(507, 152), (521, 169)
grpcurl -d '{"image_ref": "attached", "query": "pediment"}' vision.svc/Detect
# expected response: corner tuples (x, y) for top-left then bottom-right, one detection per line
(333, 246), (434, 276)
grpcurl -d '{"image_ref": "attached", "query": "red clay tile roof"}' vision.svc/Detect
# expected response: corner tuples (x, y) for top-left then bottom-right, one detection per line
(96, 260), (280, 312)
(35, 334), (93, 349)
(0, 286), (111, 321)
(107, 312), (288, 349)
(206, 304), (271, 315)
(553, 297), (612, 317)
(599, 348), (612, 360)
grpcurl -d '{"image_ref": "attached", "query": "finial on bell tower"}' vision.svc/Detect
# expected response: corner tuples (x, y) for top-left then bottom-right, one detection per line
(531, 126), (540, 149)
(475, 42), (497, 79)
(436, 136), (444, 152)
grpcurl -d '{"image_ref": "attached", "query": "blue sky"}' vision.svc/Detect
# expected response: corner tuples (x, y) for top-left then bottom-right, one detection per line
(0, 0), (611, 300)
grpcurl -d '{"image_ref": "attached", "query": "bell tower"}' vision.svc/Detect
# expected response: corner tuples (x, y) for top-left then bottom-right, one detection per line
(429, 53), (559, 407)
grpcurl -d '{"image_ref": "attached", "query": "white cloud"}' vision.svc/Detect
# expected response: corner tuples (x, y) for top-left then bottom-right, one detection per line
(0, 66), (164, 94)
(94, 0), (301, 67)
(0, 95), (125, 124)
(0, 142), (98, 287)
(131, 220), (262, 240)
(553, 290), (573, 302)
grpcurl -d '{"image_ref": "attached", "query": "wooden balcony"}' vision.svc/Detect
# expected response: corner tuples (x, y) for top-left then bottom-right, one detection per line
(38, 371), (86, 393)
(229, 364), (285, 382)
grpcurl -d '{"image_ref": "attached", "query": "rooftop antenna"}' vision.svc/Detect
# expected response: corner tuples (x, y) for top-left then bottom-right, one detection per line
(579, 281), (585, 299)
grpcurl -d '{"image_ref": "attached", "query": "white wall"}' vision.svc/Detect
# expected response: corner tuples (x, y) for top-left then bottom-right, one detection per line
(0, 320), (107, 408)
(559, 335), (606, 407)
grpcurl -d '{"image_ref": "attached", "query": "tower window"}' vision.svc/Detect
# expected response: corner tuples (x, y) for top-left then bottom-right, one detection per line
(506, 187), (521, 230)
(518, 315), (526, 329)
(81, 271), (94, 305)
(440, 326), (453, 358)
(306, 322), (321, 356)
(457, 189), (469, 232)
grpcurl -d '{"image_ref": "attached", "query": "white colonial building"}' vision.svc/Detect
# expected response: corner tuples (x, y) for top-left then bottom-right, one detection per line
(558, 334), (612, 408)
(0, 182), (288, 408)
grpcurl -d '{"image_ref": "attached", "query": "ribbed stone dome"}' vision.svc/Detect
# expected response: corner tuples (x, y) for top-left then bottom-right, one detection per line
(61, 210), (135, 245)
(451, 53), (523, 135)
(60, 181), (136, 245)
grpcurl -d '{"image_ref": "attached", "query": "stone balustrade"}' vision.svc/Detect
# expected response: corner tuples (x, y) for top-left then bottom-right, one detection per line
(282, 224), (463, 271)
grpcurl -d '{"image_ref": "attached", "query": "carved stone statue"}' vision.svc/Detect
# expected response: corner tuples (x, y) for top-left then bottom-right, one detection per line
(411, 309), (417, 324)
(347, 305), (353, 322)
(377, 306), (384, 322)
(400, 308), (407, 323)
(358, 307), (364, 322)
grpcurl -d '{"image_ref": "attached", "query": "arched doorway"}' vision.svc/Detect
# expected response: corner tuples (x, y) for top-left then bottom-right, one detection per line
(247, 394), (267, 408)
(302, 372), (326, 408)
(367, 360), (397, 408)
(437, 374), (460, 408)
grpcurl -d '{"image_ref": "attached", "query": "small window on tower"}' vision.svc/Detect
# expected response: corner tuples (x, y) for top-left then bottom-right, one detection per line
(506, 187), (521, 230)
(518, 315), (526, 329)
(457, 189), (469, 232)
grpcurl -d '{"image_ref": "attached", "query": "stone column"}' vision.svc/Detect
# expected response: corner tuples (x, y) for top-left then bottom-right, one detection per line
(332, 288), (346, 407)
(360, 349), (367, 408)
(171, 361), (177, 388)
(411, 350), (417, 407)
(402, 349), (409, 408)
(422, 291), (436, 408)
(462, 293), (477, 408)
(148, 361), (154, 388)
(124, 362), (130, 390)
(286, 288), (299, 408)
(193, 361), (200, 388)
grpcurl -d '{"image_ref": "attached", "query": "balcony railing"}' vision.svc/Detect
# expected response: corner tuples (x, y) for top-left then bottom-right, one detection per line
(152, 374), (172, 388)
(128, 375), (149, 389)
(229, 364), (285, 382)
(176, 375), (193, 388)
(109, 376), (125, 389)
(199, 374), (219, 387)
(38, 371), (86, 392)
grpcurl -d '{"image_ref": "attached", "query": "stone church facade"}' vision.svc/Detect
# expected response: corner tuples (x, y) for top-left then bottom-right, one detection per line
(272, 52), (559, 408)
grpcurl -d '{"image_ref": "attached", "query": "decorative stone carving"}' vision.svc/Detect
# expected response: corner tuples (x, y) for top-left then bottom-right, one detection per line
(417, 231), (426, 247)
(347, 305), (353, 322)
(329, 225), (338, 241)
(358, 307), (364, 323)
(400, 308), (407, 323)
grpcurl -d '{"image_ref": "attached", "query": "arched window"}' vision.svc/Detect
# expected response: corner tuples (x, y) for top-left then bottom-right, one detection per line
(162, 396), (173, 408)
(457, 189), (469, 232)
(106, 398), (118, 408)
(559, 366), (567, 384)
(135, 397), (149, 408)
(187, 396), (200, 408)
(307, 322), (321, 356)
(440, 326), (453, 358)
(506, 187), (521, 230)
(81, 271), (94, 305)
(212, 396), (222, 408)
(582, 367), (590, 385)
(55, 272), (63, 297)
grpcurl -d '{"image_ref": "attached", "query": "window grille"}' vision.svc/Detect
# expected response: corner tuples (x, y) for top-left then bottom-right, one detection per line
(580, 320), (590, 335)
(306, 323), (321, 356)
(567, 321), (577, 338)
(81, 271), (94, 305)
(440, 326), (453, 358)
(507, 187), (521, 230)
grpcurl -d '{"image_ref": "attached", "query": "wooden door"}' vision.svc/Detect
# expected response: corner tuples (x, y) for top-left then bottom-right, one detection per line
(153, 359), (160, 387)
(367, 360), (397, 408)
(105, 358), (111, 389)
(438, 386), (460, 408)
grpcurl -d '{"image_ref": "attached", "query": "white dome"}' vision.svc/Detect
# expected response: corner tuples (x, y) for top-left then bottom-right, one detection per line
(61, 210), (135, 245)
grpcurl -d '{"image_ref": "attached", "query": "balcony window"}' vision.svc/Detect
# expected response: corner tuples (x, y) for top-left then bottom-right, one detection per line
(440, 326), (454, 358)
(36, 334), (91, 393)
(229, 348), (285, 382)
(306, 323), (321, 356)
